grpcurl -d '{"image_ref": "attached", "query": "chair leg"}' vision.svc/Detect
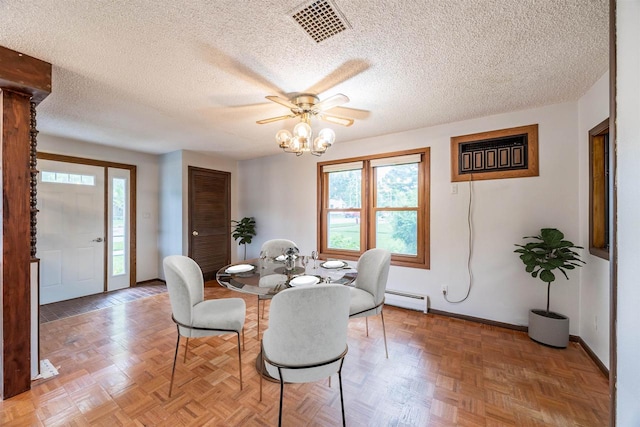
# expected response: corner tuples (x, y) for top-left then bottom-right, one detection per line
(236, 332), (243, 390)
(183, 337), (189, 363)
(169, 333), (181, 397)
(242, 327), (245, 350)
(261, 299), (265, 319)
(259, 351), (263, 401)
(338, 366), (347, 427)
(277, 367), (284, 427)
(257, 297), (261, 341)
(380, 310), (389, 359)
(365, 317), (369, 337)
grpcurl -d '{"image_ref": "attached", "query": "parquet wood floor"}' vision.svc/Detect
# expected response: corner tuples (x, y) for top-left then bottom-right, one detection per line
(1, 286), (609, 426)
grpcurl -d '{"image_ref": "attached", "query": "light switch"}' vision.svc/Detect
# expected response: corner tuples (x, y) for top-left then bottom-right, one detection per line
(451, 184), (458, 194)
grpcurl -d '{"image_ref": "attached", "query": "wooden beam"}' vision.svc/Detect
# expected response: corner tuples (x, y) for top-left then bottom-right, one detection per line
(0, 46), (51, 105)
(1, 89), (32, 398)
(1, 45), (51, 399)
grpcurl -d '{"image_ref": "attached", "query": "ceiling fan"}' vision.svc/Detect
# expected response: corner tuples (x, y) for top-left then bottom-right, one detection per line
(256, 93), (355, 127)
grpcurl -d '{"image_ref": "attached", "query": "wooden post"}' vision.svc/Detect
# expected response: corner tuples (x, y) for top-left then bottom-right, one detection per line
(0, 45), (51, 399)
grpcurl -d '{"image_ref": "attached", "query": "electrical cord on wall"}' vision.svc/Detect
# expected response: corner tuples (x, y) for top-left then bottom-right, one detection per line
(444, 175), (474, 303)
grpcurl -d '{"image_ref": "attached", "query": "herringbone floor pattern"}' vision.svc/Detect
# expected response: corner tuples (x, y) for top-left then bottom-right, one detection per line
(1, 286), (609, 426)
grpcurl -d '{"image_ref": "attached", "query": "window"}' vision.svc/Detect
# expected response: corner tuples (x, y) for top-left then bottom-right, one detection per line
(111, 177), (127, 276)
(318, 148), (430, 268)
(589, 119), (610, 260)
(41, 171), (95, 185)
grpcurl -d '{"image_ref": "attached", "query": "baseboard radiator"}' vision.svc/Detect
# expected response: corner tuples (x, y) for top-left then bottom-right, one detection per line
(384, 289), (428, 313)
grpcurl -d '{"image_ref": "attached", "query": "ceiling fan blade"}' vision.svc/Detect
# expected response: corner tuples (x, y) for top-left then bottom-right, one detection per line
(312, 94), (350, 112)
(331, 106), (370, 120)
(319, 113), (354, 127)
(305, 59), (371, 95)
(265, 95), (299, 110)
(256, 114), (297, 124)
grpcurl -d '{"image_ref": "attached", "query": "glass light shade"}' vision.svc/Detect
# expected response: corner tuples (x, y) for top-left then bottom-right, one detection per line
(276, 129), (292, 148)
(289, 136), (302, 152)
(318, 128), (336, 146)
(276, 120), (337, 156)
(293, 122), (312, 140)
(313, 136), (327, 153)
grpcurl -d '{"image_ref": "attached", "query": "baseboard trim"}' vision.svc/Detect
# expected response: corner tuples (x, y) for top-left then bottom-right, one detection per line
(136, 278), (165, 286)
(577, 336), (609, 377)
(428, 308), (607, 378)
(428, 308), (527, 332)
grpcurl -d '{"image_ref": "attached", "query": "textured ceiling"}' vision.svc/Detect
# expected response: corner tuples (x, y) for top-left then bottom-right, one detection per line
(0, 0), (608, 160)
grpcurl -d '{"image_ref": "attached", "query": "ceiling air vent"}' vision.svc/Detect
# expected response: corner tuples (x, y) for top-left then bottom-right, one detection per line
(291, 0), (351, 43)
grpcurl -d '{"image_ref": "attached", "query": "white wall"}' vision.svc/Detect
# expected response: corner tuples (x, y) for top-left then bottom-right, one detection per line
(616, 0), (640, 424)
(577, 72), (610, 368)
(158, 150), (183, 268)
(38, 134), (160, 282)
(239, 102), (583, 331)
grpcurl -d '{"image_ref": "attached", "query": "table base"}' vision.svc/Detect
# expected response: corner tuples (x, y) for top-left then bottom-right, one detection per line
(255, 351), (279, 383)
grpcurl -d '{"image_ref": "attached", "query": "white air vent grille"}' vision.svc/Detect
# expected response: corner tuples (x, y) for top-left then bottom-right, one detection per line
(291, 0), (351, 43)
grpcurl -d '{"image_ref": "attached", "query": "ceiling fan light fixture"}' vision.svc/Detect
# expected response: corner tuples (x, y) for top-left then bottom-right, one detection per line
(278, 119), (338, 156)
(259, 92), (353, 157)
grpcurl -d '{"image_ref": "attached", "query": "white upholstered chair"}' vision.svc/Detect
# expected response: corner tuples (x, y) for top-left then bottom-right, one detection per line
(260, 284), (350, 427)
(163, 255), (246, 397)
(256, 239), (298, 338)
(260, 239), (298, 258)
(348, 248), (391, 358)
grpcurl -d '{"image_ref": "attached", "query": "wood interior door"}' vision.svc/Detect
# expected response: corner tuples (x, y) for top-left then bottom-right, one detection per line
(188, 167), (231, 281)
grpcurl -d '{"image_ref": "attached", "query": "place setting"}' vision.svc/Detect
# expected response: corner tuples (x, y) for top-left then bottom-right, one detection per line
(223, 263), (256, 276)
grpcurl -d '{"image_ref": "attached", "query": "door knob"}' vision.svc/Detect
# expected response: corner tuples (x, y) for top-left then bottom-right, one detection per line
(192, 231), (199, 236)
(92, 237), (104, 242)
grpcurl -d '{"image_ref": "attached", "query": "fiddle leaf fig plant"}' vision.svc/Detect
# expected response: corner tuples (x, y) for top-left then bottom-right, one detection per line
(231, 217), (256, 260)
(514, 228), (585, 314)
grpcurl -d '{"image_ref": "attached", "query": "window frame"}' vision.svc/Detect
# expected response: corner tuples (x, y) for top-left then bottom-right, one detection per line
(589, 118), (610, 260)
(317, 148), (430, 269)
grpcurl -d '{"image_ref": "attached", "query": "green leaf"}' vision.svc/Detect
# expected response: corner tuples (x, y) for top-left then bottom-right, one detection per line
(539, 269), (556, 283)
(541, 228), (564, 245)
(521, 254), (535, 263)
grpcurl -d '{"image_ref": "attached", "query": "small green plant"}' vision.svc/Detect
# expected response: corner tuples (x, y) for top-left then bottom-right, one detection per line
(514, 228), (585, 314)
(231, 217), (256, 260)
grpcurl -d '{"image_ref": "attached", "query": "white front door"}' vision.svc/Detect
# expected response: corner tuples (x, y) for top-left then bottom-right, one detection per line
(37, 160), (105, 304)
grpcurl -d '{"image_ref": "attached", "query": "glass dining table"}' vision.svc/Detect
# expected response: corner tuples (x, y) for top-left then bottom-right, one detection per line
(215, 255), (357, 296)
(216, 255), (357, 382)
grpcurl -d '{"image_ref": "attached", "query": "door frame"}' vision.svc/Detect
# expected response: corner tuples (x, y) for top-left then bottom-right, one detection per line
(37, 152), (137, 288)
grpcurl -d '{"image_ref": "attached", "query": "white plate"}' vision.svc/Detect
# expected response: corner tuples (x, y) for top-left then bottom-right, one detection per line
(225, 264), (255, 274)
(275, 254), (298, 262)
(289, 275), (320, 287)
(321, 260), (347, 269)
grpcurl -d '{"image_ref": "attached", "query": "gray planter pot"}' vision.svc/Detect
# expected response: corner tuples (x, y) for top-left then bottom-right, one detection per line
(528, 309), (569, 348)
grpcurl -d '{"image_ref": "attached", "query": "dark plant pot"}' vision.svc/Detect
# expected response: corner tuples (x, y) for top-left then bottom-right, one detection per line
(528, 309), (569, 348)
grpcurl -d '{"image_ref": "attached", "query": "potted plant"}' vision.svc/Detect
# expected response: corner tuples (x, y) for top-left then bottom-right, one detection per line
(231, 217), (256, 260)
(514, 228), (585, 348)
